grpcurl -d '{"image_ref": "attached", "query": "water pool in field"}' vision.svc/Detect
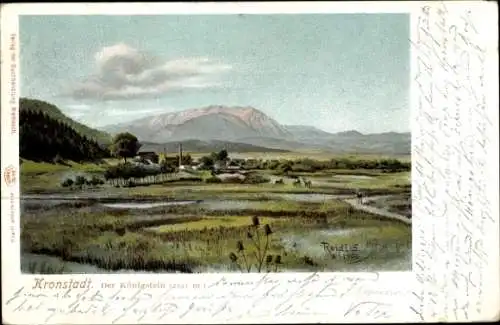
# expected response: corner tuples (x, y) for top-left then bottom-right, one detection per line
(332, 174), (375, 180)
(269, 193), (349, 202)
(101, 201), (200, 209)
(21, 192), (350, 211)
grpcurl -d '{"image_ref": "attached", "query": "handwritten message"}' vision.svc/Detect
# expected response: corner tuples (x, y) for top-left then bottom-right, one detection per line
(411, 2), (496, 322)
(3, 273), (413, 324)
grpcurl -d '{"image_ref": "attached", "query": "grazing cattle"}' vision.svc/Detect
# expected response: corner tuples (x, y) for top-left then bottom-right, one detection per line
(356, 191), (364, 204)
(304, 180), (312, 188)
(293, 179), (301, 187)
(274, 178), (284, 185)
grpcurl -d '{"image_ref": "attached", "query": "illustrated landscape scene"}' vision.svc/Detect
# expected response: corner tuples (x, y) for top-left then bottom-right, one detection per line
(20, 14), (411, 273)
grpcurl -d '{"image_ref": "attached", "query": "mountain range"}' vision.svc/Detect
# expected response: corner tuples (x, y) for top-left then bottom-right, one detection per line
(19, 98), (409, 156)
(102, 105), (410, 155)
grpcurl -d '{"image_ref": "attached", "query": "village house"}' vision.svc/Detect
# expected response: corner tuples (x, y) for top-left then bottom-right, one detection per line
(158, 153), (178, 165)
(137, 151), (159, 164)
(226, 160), (242, 170)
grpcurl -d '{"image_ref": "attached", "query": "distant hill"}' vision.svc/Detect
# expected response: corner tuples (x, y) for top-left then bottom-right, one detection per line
(101, 104), (410, 155)
(334, 130), (365, 137)
(284, 125), (336, 140)
(20, 98), (112, 145)
(234, 136), (326, 151)
(139, 139), (289, 154)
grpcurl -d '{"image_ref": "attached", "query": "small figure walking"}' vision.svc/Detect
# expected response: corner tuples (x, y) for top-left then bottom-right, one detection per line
(356, 190), (364, 205)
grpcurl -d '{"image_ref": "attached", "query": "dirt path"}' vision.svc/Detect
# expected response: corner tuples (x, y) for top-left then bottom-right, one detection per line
(271, 176), (411, 223)
(344, 195), (412, 225)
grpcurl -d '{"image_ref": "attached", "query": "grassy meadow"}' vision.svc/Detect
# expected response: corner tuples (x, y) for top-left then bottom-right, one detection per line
(20, 152), (412, 274)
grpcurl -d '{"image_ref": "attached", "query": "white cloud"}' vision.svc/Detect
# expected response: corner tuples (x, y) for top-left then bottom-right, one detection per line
(66, 111), (85, 119)
(66, 43), (232, 101)
(64, 104), (174, 128)
(106, 107), (168, 117)
(66, 103), (91, 111)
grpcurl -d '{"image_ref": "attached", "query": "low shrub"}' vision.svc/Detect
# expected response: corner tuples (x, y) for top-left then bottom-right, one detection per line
(242, 173), (269, 184)
(74, 175), (87, 187)
(89, 175), (105, 186)
(61, 178), (74, 187)
(205, 177), (222, 184)
(178, 177), (203, 182)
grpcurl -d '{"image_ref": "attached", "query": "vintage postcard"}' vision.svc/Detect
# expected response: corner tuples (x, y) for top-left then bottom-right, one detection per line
(1, 1), (499, 324)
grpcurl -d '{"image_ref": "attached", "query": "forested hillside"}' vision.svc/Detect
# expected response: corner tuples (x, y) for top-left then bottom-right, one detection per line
(20, 109), (110, 162)
(20, 98), (111, 145)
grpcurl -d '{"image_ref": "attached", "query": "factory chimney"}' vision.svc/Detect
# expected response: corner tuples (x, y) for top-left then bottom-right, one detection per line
(178, 143), (183, 167)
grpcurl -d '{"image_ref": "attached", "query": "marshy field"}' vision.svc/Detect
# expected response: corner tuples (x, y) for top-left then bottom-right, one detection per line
(20, 153), (412, 274)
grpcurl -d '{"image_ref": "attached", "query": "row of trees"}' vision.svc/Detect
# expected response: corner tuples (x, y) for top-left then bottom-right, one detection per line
(236, 157), (410, 173)
(20, 110), (110, 162)
(61, 175), (105, 188)
(103, 161), (180, 186)
(182, 148), (409, 174)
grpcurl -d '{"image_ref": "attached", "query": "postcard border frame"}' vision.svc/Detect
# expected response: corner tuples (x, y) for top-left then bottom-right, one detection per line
(1, 2), (499, 324)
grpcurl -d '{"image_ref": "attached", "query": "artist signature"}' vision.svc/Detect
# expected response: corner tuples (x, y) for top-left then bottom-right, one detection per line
(319, 240), (410, 264)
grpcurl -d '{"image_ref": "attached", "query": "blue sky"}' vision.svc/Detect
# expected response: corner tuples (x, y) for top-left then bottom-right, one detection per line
(20, 14), (410, 133)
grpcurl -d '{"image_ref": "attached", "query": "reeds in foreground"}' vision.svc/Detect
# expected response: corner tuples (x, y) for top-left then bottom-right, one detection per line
(229, 216), (282, 273)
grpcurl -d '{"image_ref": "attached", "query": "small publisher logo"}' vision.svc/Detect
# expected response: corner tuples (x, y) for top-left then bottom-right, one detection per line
(3, 165), (17, 187)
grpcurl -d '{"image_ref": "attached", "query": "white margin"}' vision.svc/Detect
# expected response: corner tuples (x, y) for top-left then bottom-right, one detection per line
(1, 2), (499, 324)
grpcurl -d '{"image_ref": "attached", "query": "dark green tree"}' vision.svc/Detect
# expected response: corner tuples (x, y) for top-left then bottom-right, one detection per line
(200, 155), (215, 168)
(110, 132), (141, 163)
(216, 149), (228, 162)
